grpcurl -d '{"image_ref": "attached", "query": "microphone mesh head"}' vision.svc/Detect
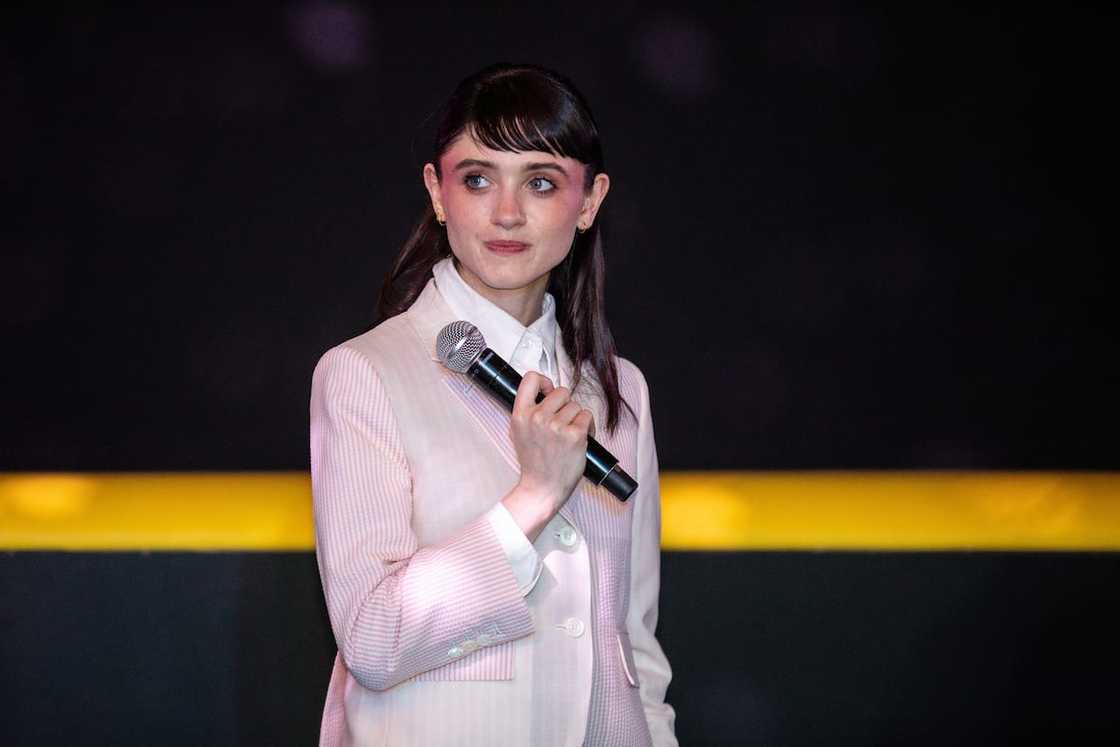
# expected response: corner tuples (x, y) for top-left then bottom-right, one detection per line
(436, 321), (486, 373)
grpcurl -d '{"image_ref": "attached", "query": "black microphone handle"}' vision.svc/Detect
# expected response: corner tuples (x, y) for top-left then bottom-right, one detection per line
(466, 348), (637, 501)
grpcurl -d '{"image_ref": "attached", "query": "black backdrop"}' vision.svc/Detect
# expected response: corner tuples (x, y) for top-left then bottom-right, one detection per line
(4, 552), (1119, 745)
(3, 4), (1114, 470)
(3, 4), (1118, 746)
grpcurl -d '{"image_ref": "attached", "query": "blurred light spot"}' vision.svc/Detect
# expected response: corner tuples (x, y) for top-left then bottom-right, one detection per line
(632, 12), (719, 98)
(662, 475), (754, 549)
(2, 475), (97, 520)
(286, 1), (372, 73)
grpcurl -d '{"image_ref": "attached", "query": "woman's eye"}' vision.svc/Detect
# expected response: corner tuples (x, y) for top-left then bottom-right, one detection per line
(528, 176), (556, 193)
(464, 174), (490, 189)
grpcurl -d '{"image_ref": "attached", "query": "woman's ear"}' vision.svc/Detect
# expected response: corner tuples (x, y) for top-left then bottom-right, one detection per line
(422, 163), (444, 219)
(578, 172), (610, 231)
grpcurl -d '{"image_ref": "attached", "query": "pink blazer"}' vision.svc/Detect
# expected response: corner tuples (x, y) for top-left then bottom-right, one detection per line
(310, 277), (677, 746)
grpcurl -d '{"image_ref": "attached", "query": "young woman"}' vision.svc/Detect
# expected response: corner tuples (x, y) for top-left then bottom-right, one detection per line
(310, 62), (677, 746)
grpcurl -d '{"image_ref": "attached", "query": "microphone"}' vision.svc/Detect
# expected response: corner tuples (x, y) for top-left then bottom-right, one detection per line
(436, 320), (637, 502)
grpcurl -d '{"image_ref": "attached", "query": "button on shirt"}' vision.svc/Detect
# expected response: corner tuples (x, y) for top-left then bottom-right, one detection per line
(432, 256), (555, 596)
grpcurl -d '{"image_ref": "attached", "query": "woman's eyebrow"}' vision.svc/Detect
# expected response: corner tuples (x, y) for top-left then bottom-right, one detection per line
(452, 158), (569, 177)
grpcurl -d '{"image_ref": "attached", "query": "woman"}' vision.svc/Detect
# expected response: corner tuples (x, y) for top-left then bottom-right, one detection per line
(310, 62), (677, 746)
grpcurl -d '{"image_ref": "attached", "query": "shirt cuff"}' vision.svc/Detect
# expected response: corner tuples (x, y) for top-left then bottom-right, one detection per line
(484, 502), (543, 596)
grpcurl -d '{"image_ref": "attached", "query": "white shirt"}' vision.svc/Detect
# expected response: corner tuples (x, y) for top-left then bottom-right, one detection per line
(431, 256), (551, 596)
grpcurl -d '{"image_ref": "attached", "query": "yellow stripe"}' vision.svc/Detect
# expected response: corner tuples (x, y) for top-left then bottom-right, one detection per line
(1, 472), (1118, 551)
(0, 473), (313, 551)
(660, 471), (1120, 550)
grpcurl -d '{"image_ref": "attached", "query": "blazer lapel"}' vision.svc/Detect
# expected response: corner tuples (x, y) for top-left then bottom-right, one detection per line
(440, 367), (521, 476)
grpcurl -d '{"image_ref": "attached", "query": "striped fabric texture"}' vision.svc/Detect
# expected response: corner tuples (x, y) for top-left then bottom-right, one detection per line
(310, 278), (677, 746)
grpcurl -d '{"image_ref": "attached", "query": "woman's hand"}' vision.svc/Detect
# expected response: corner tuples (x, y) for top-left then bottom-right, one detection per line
(501, 371), (595, 542)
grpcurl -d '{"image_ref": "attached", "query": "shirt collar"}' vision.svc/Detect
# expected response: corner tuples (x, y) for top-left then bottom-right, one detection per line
(431, 256), (559, 379)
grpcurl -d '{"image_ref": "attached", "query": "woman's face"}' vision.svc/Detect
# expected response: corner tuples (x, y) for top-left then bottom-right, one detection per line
(423, 132), (609, 313)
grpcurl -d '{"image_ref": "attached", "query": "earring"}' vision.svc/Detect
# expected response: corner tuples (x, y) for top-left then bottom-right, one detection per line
(577, 222), (588, 234)
(435, 209), (446, 226)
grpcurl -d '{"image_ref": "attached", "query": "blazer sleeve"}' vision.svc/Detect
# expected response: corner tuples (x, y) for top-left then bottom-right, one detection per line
(310, 344), (535, 692)
(624, 363), (679, 746)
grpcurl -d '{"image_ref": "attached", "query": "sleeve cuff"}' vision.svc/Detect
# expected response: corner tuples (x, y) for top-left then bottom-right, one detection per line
(484, 502), (544, 596)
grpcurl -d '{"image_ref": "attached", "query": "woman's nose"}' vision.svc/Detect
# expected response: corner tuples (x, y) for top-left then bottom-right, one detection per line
(491, 188), (526, 229)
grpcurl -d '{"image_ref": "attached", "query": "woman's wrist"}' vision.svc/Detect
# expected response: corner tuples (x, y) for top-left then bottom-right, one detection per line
(501, 480), (559, 543)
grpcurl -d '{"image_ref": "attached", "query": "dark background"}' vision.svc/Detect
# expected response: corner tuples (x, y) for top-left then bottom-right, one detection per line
(3, 4), (1117, 746)
(3, 552), (1119, 745)
(3, 4), (1114, 471)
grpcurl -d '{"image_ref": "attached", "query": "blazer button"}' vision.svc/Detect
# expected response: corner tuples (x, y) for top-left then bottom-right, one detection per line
(555, 525), (578, 548)
(562, 617), (585, 638)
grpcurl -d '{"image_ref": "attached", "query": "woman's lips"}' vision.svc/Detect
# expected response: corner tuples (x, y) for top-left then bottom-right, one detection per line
(484, 240), (530, 255)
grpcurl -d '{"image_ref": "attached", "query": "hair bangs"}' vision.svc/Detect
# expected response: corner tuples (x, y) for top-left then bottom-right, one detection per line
(470, 115), (561, 156)
(464, 72), (600, 171)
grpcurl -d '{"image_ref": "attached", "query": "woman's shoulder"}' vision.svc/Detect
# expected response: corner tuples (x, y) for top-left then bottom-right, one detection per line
(611, 355), (649, 401)
(612, 354), (642, 379)
(313, 314), (426, 382)
(596, 354), (652, 432)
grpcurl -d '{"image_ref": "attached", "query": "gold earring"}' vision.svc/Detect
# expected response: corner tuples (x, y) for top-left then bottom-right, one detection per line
(434, 208), (446, 226)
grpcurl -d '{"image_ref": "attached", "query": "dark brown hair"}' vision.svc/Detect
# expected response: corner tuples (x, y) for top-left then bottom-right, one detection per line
(375, 62), (634, 434)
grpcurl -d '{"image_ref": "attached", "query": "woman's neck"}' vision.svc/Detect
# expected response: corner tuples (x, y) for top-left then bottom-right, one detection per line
(454, 260), (549, 327)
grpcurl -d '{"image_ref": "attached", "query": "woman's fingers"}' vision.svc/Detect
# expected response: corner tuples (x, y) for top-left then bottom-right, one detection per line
(527, 379), (574, 417)
(553, 401), (585, 430)
(513, 372), (552, 416)
(514, 371), (592, 436)
(572, 408), (594, 436)
(508, 371), (596, 512)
